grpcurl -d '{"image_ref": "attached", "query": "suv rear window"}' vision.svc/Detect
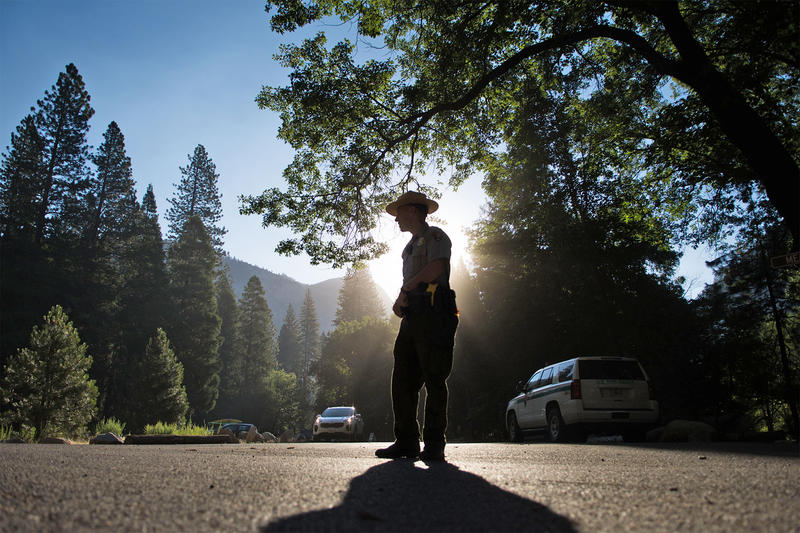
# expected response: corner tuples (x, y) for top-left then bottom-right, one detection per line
(557, 361), (575, 382)
(578, 360), (645, 380)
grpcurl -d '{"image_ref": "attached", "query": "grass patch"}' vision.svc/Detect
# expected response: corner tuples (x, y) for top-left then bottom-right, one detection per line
(144, 420), (212, 436)
(0, 425), (35, 442)
(95, 417), (126, 436)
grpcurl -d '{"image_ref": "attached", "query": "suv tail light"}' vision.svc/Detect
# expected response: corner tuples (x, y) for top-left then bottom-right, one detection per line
(647, 381), (654, 400)
(571, 379), (582, 399)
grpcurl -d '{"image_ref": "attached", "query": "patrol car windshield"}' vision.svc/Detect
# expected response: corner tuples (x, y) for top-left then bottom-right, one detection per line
(322, 407), (355, 417)
(579, 360), (645, 380)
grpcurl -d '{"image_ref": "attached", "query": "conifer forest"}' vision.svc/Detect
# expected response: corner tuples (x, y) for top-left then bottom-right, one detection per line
(2, 1), (799, 442)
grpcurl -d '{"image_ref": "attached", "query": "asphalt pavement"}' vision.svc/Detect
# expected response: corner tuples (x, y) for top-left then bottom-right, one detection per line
(1, 441), (798, 532)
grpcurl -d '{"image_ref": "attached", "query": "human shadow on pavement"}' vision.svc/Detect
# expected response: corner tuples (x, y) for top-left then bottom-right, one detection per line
(261, 459), (576, 532)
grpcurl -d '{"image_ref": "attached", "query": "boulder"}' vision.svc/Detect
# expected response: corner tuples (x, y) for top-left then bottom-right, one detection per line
(90, 432), (124, 445)
(40, 437), (71, 444)
(245, 426), (264, 443)
(1, 437), (26, 444)
(278, 429), (294, 443)
(262, 432), (277, 443)
(217, 428), (235, 440)
(659, 420), (716, 442)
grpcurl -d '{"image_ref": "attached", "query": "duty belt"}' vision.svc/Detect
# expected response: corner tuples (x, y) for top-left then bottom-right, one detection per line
(403, 282), (456, 316)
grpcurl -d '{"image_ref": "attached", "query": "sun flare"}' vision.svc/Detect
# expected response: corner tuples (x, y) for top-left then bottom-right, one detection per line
(368, 219), (472, 300)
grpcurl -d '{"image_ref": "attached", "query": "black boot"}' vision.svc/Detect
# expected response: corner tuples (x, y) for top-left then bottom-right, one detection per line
(375, 441), (420, 459)
(419, 443), (445, 461)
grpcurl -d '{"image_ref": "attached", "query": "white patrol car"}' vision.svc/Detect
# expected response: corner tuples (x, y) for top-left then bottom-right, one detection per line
(506, 356), (659, 442)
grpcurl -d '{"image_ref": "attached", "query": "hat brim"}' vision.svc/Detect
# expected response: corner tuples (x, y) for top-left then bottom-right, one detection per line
(386, 197), (439, 216)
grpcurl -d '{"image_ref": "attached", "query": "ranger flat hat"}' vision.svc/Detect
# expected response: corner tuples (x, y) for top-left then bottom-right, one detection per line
(386, 191), (439, 216)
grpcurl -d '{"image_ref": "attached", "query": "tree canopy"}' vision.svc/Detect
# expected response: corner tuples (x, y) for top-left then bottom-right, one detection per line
(167, 144), (226, 254)
(242, 0), (799, 265)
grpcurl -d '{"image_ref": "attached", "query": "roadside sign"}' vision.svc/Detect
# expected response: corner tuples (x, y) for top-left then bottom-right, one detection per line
(770, 251), (800, 269)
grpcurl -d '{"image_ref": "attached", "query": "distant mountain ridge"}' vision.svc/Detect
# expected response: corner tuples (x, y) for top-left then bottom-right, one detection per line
(221, 256), (391, 332)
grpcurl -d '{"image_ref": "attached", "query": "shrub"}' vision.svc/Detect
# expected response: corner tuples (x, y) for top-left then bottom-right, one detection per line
(95, 417), (126, 436)
(144, 421), (178, 435)
(175, 421), (212, 436)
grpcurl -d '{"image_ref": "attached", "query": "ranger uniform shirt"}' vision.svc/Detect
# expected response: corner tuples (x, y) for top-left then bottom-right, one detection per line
(401, 223), (451, 287)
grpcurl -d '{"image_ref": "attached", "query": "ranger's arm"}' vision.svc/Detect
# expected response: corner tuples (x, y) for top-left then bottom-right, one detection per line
(401, 258), (447, 292)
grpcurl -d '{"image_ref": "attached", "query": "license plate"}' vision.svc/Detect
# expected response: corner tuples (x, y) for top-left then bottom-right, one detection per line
(601, 388), (626, 398)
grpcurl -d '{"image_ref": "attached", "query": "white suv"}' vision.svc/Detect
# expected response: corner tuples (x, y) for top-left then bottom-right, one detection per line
(506, 356), (659, 442)
(312, 406), (365, 441)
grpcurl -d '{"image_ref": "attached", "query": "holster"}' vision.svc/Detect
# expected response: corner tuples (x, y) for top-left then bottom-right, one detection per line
(402, 283), (459, 348)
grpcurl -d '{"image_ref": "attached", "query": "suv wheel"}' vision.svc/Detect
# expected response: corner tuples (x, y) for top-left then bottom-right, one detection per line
(546, 406), (567, 442)
(507, 412), (523, 442)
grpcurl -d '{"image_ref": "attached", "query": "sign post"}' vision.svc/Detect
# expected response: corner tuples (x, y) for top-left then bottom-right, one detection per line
(770, 251), (800, 269)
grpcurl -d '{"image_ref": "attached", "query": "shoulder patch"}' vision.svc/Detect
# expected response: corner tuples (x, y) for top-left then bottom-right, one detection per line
(428, 227), (445, 241)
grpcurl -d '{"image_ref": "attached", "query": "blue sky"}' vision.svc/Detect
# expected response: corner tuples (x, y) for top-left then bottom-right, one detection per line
(0, 0), (712, 297)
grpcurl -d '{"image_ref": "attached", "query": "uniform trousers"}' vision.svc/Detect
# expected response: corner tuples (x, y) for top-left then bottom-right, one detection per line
(391, 306), (456, 447)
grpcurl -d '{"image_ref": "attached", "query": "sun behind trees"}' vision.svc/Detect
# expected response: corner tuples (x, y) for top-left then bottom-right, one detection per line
(246, 1), (799, 439)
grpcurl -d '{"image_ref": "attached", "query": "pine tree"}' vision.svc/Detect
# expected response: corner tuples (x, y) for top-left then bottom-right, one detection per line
(165, 144), (226, 254)
(0, 305), (98, 440)
(31, 63), (94, 244)
(0, 116), (46, 363)
(165, 215), (222, 418)
(0, 114), (45, 241)
(278, 305), (302, 374)
(0, 64), (94, 364)
(333, 267), (386, 326)
(297, 288), (320, 427)
(86, 121), (137, 246)
(298, 288), (320, 393)
(117, 184), (168, 355)
(214, 270), (242, 413)
(235, 276), (278, 424)
(108, 184), (169, 420)
(238, 275), (278, 391)
(124, 328), (189, 433)
(141, 184), (158, 219)
(76, 121), (140, 417)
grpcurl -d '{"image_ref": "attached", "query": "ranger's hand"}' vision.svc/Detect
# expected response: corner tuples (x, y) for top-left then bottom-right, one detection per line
(393, 291), (408, 318)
